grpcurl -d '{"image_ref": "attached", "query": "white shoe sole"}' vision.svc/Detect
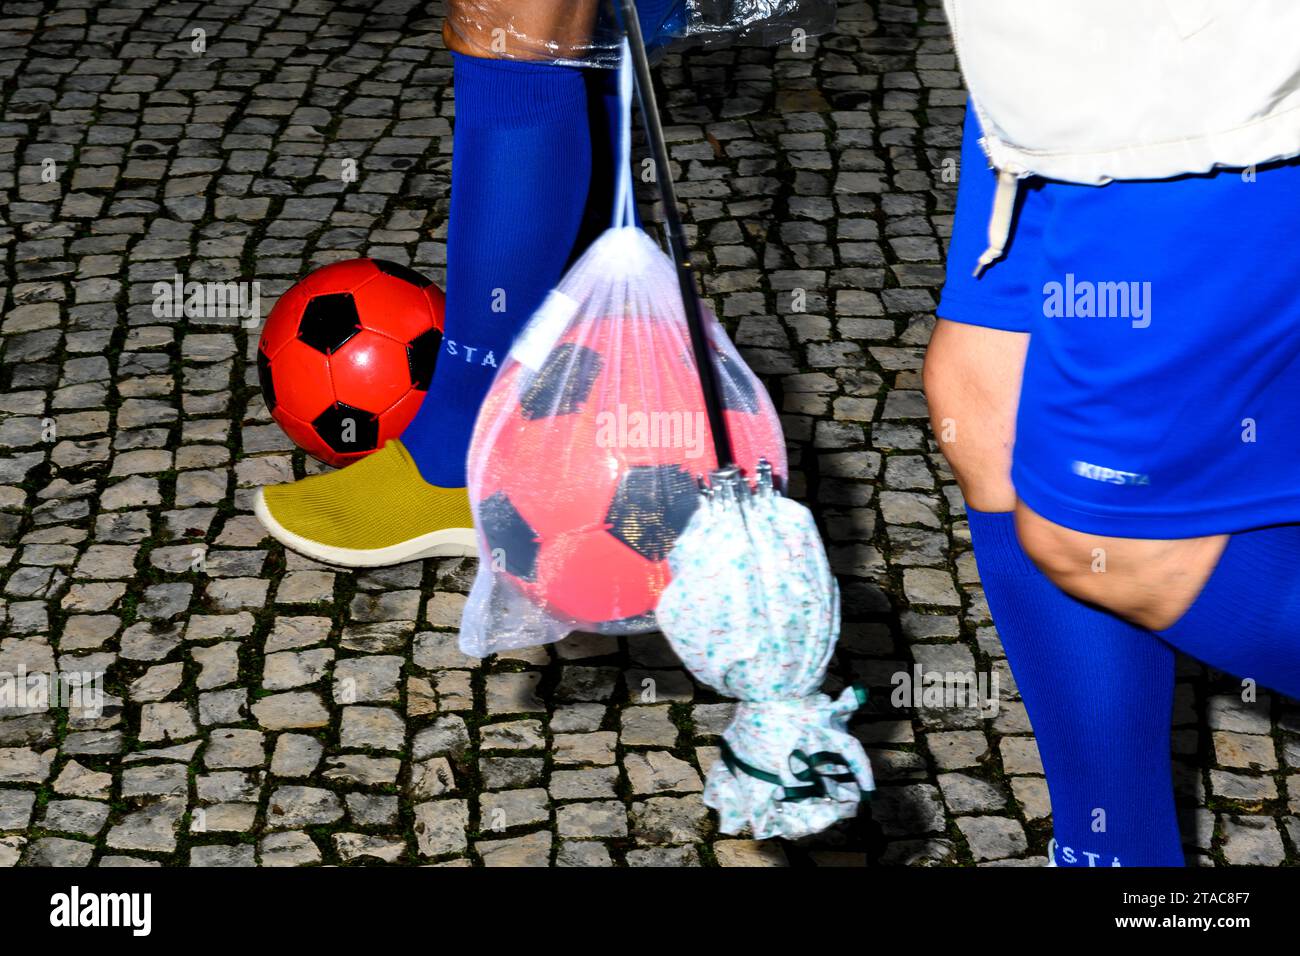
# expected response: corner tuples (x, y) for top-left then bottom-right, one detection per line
(254, 487), (478, 568)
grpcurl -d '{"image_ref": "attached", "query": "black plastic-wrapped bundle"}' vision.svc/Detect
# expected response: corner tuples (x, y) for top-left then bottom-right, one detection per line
(684, 0), (837, 47)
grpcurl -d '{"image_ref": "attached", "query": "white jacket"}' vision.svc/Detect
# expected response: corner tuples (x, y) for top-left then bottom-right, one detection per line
(944, 0), (1300, 271)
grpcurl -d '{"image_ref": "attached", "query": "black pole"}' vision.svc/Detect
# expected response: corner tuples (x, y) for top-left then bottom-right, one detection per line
(617, 0), (735, 470)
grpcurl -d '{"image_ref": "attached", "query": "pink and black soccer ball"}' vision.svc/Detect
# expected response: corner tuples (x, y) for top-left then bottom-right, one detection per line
(470, 313), (786, 633)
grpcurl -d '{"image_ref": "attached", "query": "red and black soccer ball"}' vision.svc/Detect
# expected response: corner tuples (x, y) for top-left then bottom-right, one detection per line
(257, 258), (444, 468)
(470, 314), (787, 633)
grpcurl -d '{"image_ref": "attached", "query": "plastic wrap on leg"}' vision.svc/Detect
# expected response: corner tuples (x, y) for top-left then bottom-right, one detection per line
(445, 0), (835, 67)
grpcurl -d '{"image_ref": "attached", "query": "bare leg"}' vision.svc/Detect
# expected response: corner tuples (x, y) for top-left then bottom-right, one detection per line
(926, 320), (1228, 632)
(923, 318), (1028, 511)
(444, 0), (602, 61)
(1015, 506), (1228, 631)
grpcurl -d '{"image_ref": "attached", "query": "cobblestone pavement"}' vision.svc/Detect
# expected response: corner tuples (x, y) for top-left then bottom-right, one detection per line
(1, 0), (1297, 868)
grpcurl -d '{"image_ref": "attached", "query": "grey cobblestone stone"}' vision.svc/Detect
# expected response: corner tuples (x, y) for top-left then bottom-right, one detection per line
(0, 0), (1294, 869)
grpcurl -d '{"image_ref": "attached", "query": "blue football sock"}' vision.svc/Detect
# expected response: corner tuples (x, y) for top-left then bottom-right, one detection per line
(400, 53), (592, 488)
(1158, 524), (1300, 697)
(966, 507), (1184, 867)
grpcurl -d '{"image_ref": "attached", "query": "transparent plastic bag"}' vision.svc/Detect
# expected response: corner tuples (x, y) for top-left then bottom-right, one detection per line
(459, 225), (787, 655)
(458, 45), (787, 656)
(445, 0), (836, 68)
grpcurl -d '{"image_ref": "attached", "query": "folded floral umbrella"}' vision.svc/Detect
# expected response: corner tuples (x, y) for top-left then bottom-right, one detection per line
(656, 463), (873, 839)
(614, 0), (872, 839)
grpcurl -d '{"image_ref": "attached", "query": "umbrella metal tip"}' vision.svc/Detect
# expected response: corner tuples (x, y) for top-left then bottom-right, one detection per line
(706, 465), (745, 505)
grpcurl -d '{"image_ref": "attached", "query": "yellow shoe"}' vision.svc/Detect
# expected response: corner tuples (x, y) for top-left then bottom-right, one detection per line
(254, 440), (476, 568)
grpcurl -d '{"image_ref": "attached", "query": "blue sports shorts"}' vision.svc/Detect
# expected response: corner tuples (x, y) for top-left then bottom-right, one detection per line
(938, 108), (1300, 539)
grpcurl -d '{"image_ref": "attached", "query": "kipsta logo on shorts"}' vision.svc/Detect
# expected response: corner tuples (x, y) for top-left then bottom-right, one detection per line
(1071, 460), (1150, 486)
